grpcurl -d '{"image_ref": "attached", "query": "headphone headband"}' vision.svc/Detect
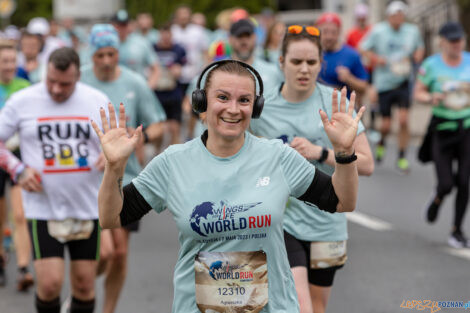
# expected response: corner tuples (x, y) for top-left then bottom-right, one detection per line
(192, 59), (265, 119)
(196, 60), (264, 97)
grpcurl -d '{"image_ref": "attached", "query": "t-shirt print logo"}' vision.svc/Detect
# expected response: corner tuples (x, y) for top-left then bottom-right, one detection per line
(256, 177), (270, 187)
(37, 116), (92, 174)
(189, 200), (267, 237)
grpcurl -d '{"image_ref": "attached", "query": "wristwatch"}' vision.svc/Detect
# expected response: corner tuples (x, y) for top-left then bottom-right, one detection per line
(317, 147), (329, 163)
(335, 151), (358, 164)
(143, 131), (150, 143)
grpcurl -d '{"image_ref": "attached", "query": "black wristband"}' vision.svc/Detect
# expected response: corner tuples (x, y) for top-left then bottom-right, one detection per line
(335, 151), (357, 164)
(317, 147), (329, 163)
(143, 131), (149, 143)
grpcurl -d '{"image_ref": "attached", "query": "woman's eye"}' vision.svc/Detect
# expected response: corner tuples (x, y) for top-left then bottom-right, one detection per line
(218, 95), (228, 100)
(291, 60), (301, 65)
(240, 98), (250, 104)
(307, 60), (317, 65)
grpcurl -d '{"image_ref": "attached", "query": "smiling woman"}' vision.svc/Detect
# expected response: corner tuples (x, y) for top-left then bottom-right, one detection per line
(92, 59), (364, 313)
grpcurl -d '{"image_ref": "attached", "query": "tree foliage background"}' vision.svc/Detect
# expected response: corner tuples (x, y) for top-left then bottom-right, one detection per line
(8, 0), (273, 28)
(457, 0), (470, 47)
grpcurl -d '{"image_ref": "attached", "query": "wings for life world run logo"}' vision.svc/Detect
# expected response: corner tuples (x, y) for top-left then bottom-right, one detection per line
(189, 201), (271, 237)
(208, 260), (253, 282)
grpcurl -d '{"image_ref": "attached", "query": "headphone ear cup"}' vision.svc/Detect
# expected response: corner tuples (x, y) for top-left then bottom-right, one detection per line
(251, 95), (264, 119)
(192, 89), (207, 113)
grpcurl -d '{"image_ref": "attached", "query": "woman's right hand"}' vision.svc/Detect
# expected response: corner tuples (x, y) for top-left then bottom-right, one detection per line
(91, 103), (142, 171)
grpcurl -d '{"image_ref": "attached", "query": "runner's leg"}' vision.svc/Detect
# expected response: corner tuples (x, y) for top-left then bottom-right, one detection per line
(103, 227), (130, 313)
(397, 108), (409, 156)
(11, 185), (34, 290)
(97, 229), (113, 276)
(70, 260), (97, 313)
(453, 128), (470, 233)
(309, 284), (332, 313)
(291, 267), (314, 313)
(34, 258), (65, 302)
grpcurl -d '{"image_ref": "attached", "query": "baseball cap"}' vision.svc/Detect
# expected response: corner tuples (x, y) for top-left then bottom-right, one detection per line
(316, 12), (342, 28)
(386, 1), (408, 16)
(439, 21), (465, 41)
(27, 17), (50, 36)
(230, 19), (255, 37)
(89, 24), (120, 54)
(111, 9), (129, 24)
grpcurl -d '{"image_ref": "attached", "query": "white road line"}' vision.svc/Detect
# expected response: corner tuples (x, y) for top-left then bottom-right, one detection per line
(445, 248), (470, 261)
(346, 211), (394, 231)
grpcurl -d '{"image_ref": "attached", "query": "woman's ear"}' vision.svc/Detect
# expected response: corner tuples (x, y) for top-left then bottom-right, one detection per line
(279, 55), (284, 70)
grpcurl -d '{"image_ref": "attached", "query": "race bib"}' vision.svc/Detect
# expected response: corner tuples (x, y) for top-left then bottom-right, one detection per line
(47, 219), (94, 243)
(155, 68), (177, 91)
(195, 251), (268, 313)
(443, 81), (470, 110)
(390, 58), (411, 77)
(310, 241), (347, 269)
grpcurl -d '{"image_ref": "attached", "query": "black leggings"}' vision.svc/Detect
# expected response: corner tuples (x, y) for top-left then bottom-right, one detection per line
(432, 126), (470, 231)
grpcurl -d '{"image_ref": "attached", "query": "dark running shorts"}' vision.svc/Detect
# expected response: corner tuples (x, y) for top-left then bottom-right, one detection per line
(28, 219), (100, 261)
(378, 80), (411, 117)
(124, 220), (140, 232)
(284, 230), (344, 287)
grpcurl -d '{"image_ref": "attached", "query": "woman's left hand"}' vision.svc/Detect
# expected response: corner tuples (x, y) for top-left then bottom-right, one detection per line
(319, 87), (365, 154)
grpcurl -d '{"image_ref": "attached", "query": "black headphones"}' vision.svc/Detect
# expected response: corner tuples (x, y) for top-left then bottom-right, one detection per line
(192, 60), (265, 119)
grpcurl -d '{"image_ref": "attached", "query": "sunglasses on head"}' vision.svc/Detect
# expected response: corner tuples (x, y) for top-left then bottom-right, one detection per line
(287, 25), (320, 37)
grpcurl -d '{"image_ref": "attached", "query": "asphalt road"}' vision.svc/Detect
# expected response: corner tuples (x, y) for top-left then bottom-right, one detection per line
(1, 142), (469, 313)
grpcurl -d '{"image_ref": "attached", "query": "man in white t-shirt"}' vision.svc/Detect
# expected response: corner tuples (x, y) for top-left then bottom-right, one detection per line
(0, 47), (108, 313)
(171, 5), (209, 89)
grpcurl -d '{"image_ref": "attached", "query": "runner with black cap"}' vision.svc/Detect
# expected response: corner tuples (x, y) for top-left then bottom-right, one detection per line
(414, 21), (470, 248)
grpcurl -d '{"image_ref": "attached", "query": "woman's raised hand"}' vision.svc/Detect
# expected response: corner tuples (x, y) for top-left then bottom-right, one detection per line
(319, 87), (365, 154)
(91, 103), (142, 170)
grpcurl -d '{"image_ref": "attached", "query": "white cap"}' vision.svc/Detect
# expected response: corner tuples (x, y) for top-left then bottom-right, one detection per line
(27, 17), (50, 36)
(355, 3), (369, 18)
(386, 1), (408, 16)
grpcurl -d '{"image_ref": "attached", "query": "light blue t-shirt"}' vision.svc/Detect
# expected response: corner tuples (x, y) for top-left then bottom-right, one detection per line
(250, 83), (365, 242)
(133, 132), (316, 313)
(360, 21), (423, 92)
(119, 33), (159, 76)
(134, 29), (160, 45)
(252, 58), (284, 94)
(80, 65), (166, 184)
(417, 52), (470, 121)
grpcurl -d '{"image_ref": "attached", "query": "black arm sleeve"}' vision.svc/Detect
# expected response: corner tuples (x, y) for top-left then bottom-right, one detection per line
(120, 183), (153, 226)
(297, 170), (338, 213)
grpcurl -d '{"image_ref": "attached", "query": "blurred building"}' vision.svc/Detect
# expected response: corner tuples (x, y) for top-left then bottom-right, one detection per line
(53, 0), (124, 20)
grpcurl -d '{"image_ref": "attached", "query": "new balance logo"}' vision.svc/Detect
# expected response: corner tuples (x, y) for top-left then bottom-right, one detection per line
(256, 177), (270, 187)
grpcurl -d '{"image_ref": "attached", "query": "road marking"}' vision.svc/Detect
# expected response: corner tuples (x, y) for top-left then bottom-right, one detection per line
(445, 248), (470, 261)
(346, 211), (393, 231)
